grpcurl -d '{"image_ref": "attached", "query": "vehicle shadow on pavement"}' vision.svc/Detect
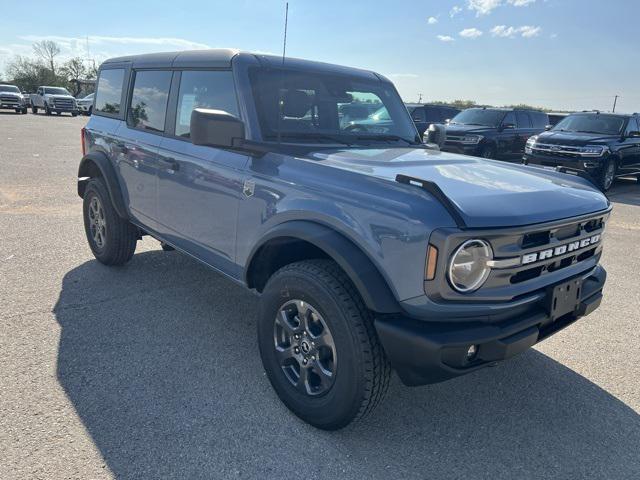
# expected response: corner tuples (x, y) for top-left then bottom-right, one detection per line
(607, 178), (640, 207)
(53, 251), (640, 480)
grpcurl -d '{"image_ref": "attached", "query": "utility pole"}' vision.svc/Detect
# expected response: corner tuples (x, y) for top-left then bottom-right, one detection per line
(612, 95), (619, 113)
(417, 93), (423, 103)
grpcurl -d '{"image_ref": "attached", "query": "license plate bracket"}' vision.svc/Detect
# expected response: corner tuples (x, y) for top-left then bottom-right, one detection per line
(546, 278), (583, 320)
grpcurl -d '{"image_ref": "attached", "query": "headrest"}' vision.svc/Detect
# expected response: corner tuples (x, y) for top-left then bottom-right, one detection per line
(282, 90), (312, 118)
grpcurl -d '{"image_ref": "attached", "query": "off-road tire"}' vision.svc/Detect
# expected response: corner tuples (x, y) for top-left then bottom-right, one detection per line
(258, 259), (391, 430)
(82, 178), (138, 265)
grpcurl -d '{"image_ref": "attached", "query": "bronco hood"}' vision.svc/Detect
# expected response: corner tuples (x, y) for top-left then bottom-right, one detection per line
(308, 147), (609, 228)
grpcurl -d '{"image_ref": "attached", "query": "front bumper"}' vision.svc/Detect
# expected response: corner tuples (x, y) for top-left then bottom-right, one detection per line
(375, 265), (605, 386)
(523, 152), (606, 175)
(78, 104), (91, 112)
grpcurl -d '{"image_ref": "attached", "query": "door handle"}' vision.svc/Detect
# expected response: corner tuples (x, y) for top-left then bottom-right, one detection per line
(160, 159), (180, 173)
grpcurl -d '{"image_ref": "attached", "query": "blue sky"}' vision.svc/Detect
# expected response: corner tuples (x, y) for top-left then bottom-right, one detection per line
(1, 0), (638, 112)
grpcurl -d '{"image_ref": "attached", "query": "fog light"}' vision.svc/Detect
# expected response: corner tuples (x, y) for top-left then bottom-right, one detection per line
(466, 345), (478, 360)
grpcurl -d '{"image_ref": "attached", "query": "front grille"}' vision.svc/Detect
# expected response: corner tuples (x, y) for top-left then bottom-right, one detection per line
(531, 143), (582, 158)
(428, 209), (610, 303)
(52, 98), (74, 109)
(0, 95), (20, 105)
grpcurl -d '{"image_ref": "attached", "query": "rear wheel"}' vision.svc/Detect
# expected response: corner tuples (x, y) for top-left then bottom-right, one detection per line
(21, 107), (27, 114)
(258, 259), (391, 430)
(31, 106), (38, 114)
(597, 158), (617, 192)
(83, 178), (138, 265)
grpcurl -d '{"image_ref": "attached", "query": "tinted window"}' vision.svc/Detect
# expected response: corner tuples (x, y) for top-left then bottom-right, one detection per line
(450, 108), (505, 127)
(625, 117), (639, 135)
(175, 71), (239, 138)
(530, 111), (549, 128)
(410, 107), (426, 122)
(44, 87), (71, 95)
(128, 70), (172, 132)
(95, 69), (125, 115)
(553, 114), (626, 135)
(502, 111), (516, 126)
(0, 85), (20, 93)
(516, 111), (531, 128)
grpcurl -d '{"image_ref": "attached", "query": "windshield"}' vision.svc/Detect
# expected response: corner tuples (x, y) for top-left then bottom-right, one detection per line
(552, 114), (626, 135)
(450, 108), (505, 127)
(44, 87), (71, 95)
(249, 68), (419, 146)
(81, 93), (94, 100)
(0, 85), (20, 93)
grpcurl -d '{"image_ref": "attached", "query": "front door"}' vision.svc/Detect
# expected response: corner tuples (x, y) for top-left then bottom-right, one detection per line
(155, 69), (247, 277)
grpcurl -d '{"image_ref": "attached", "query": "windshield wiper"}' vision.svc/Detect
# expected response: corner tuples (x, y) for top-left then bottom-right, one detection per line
(354, 134), (416, 146)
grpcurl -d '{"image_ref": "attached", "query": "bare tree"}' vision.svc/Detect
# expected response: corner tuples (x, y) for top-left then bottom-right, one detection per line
(33, 40), (61, 76)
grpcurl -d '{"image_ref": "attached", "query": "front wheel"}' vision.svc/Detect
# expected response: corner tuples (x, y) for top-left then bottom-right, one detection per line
(45, 104), (51, 115)
(480, 144), (496, 159)
(31, 106), (38, 114)
(83, 178), (138, 265)
(597, 158), (617, 192)
(258, 259), (391, 430)
(21, 108), (27, 114)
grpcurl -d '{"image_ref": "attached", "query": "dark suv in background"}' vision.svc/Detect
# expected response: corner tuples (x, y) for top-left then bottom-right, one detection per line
(524, 112), (640, 191)
(438, 107), (549, 160)
(405, 103), (460, 136)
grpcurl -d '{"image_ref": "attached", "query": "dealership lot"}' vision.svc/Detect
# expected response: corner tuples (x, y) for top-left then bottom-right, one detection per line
(1, 113), (639, 479)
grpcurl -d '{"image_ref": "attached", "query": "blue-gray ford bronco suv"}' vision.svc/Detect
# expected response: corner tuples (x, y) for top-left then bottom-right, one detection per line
(78, 49), (610, 430)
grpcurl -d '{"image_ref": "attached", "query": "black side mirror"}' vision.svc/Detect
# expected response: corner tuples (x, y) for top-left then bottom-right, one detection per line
(544, 124), (553, 131)
(190, 108), (245, 148)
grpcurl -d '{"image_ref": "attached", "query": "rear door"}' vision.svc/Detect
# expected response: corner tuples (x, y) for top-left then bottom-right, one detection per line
(113, 69), (172, 229)
(156, 70), (248, 276)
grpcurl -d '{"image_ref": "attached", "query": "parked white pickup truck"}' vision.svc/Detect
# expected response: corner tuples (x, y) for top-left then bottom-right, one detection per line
(31, 86), (78, 116)
(0, 84), (28, 114)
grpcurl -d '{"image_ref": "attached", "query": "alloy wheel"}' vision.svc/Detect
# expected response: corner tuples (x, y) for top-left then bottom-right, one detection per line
(88, 196), (107, 249)
(273, 299), (337, 396)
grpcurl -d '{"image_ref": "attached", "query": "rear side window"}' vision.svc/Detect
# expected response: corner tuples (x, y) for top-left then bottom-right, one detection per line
(175, 71), (239, 138)
(95, 69), (125, 115)
(502, 111), (516, 126)
(128, 70), (172, 132)
(516, 111), (531, 128)
(410, 107), (426, 122)
(530, 111), (549, 128)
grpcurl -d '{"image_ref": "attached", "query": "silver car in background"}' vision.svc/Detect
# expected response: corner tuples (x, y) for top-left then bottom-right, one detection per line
(77, 93), (94, 115)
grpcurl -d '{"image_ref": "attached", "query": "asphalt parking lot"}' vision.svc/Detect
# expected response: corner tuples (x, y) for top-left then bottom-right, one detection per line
(1, 112), (639, 480)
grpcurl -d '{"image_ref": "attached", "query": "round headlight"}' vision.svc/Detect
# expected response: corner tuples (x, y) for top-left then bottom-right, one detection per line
(448, 239), (493, 293)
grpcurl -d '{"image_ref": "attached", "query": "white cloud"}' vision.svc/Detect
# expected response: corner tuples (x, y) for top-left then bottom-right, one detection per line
(437, 35), (456, 42)
(491, 25), (541, 38)
(427, 16), (438, 24)
(467, 0), (536, 16)
(459, 28), (483, 38)
(550, 33), (558, 39)
(450, 5), (463, 17)
(467, 0), (502, 15)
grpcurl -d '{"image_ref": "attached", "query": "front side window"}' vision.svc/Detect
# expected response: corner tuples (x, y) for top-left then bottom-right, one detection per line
(624, 117), (639, 135)
(553, 114), (626, 135)
(410, 107), (426, 122)
(95, 69), (125, 115)
(502, 112), (516, 127)
(175, 70), (239, 138)
(128, 70), (172, 132)
(450, 108), (505, 128)
(249, 67), (419, 145)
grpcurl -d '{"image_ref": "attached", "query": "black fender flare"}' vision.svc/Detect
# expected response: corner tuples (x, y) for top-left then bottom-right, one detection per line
(77, 152), (129, 219)
(245, 221), (401, 314)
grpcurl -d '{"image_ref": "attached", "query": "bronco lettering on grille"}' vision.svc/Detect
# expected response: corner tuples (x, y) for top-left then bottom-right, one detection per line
(522, 234), (601, 265)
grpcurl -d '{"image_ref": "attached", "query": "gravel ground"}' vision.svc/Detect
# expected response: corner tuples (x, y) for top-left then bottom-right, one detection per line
(1, 112), (639, 480)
